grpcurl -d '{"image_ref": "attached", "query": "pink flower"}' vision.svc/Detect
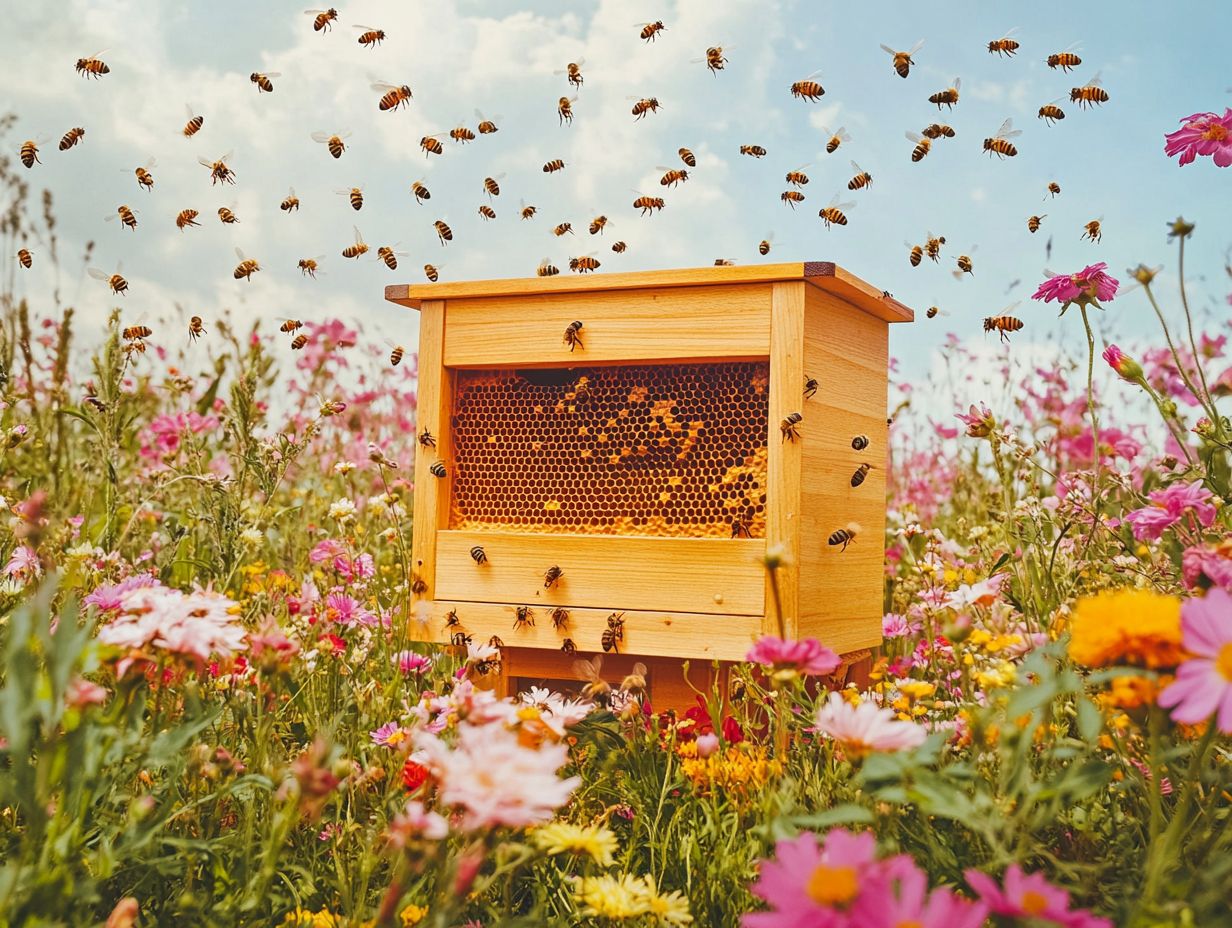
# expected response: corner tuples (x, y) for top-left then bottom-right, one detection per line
(746, 635), (840, 677)
(309, 539), (345, 565)
(3, 545), (41, 582)
(942, 574), (1006, 610)
(394, 650), (433, 674)
(370, 721), (409, 748)
(743, 829), (879, 928)
(1102, 344), (1144, 383)
(323, 592), (378, 627)
(695, 732), (720, 758)
(855, 861), (988, 928)
(1164, 109), (1232, 167)
(1183, 544), (1232, 591)
(966, 864), (1111, 927)
(813, 693), (928, 758)
(387, 799), (449, 847)
(83, 574), (161, 613)
(97, 587), (247, 670)
(881, 613), (919, 639)
(66, 677), (109, 708)
(1124, 480), (1217, 541)
(1033, 263), (1119, 311)
(955, 403), (995, 438)
(1158, 590), (1232, 732)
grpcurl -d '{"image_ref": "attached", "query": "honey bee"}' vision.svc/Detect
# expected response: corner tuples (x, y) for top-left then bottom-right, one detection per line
(563, 320), (584, 350)
(678, 147), (696, 167)
(543, 158), (566, 173)
(188, 316), (205, 341)
(444, 610), (461, 630)
(417, 427), (436, 447)
(487, 635), (504, 651)
(907, 242), (923, 267)
(553, 221), (575, 237)
(638, 20), (666, 42)
(611, 240), (627, 253)
(922, 123), (956, 140)
(19, 138), (44, 168)
(851, 434), (869, 451)
(377, 245), (406, 270)
(780, 412), (802, 442)
(880, 39), (924, 78)
(557, 95), (576, 125)
(956, 246), (976, 275)
(280, 319), (303, 334)
(478, 205), (496, 220)
(790, 71), (825, 101)
(629, 97), (662, 120)
(1082, 218), (1102, 243)
(555, 58), (585, 88)
(343, 226), (370, 258)
(569, 254), (601, 274)
(572, 375), (592, 401)
(550, 606), (570, 629)
(433, 220), (452, 245)
(714, 258), (736, 266)
(449, 123), (476, 144)
(1047, 42), (1082, 72)
(411, 180), (431, 204)
(984, 311), (1024, 342)
(233, 248), (260, 281)
(312, 130), (350, 158)
(17, 248), (32, 268)
(199, 151), (235, 185)
(731, 519), (751, 538)
(759, 233), (775, 256)
(588, 214), (611, 234)
(182, 105), (204, 138)
(474, 109), (500, 134)
(1046, 181), (1061, 198)
(926, 306), (943, 319)
(514, 606), (535, 629)
(354, 24), (386, 47)
(519, 200), (537, 220)
(469, 545), (487, 565)
(1038, 99), (1066, 125)
(781, 190), (806, 209)
(483, 174), (504, 197)
(75, 51), (110, 78)
(1027, 214), (1046, 233)
(88, 266), (127, 296)
(411, 577), (428, 595)
(632, 194), (665, 216)
(924, 232), (946, 261)
(928, 78), (962, 110)
(819, 126), (851, 155)
(574, 655), (612, 703)
(59, 127), (85, 151)
(739, 144), (767, 158)
(372, 81), (413, 112)
(828, 522), (861, 551)
(601, 625), (622, 654)
(429, 460), (447, 478)
(818, 195), (854, 228)
(544, 566), (563, 588)
(537, 258), (560, 277)
(560, 638), (577, 653)
(217, 205), (239, 224)
(176, 209), (201, 231)
(424, 264), (441, 282)
(306, 7), (338, 31)
(987, 27), (1020, 57)
(851, 463), (873, 487)
(449, 631), (472, 648)
(695, 45), (729, 74)
(621, 662), (648, 696)
(107, 205), (138, 231)
(905, 131), (931, 162)
(1071, 73), (1109, 109)
(983, 118), (1022, 158)
(297, 256), (324, 278)
(658, 167), (689, 187)
(846, 161), (872, 191)
(124, 338), (147, 359)
(250, 71), (280, 93)
(281, 187), (300, 212)
(121, 324), (152, 341)
(784, 165), (810, 187)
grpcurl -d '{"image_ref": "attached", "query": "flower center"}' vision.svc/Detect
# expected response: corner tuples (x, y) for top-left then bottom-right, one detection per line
(897, 922), (924, 928)
(806, 864), (859, 907)
(1021, 890), (1049, 915)
(1201, 123), (1229, 142)
(1216, 643), (1232, 682)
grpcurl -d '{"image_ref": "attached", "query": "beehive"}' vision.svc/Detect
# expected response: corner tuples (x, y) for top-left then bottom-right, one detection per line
(386, 262), (913, 708)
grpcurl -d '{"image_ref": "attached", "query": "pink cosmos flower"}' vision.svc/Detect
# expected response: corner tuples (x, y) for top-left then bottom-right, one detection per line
(1183, 544), (1232, 592)
(746, 635), (841, 677)
(1158, 589), (1232, 732)
(965, 864), (1112, 928)
(83, 574), (161, 614)
(942, 574), (1006, 610)
(1164, 109), (1232, 167)
(97, 586), (247, 671)
(1032, 263), (1119, 310)
(370, 721), (409, 748)
(394, 650), (433, 674)
(139, 411), (218, 461)
(65, 677), (109, 709)
(743, 829), (879, 928)
(309, 539), (346, 565)
(955, 403), (995, 438)
(1124, 480), (1217, 541)
(387, 799), (449, 847)
(1102, 344), (1145, 383)
(813, 692), (928, 758)
(854, 860), (988, 928)
(3, 545), (41, 581)
(882, 613), (919, 639)
(323, 591), (378, 627)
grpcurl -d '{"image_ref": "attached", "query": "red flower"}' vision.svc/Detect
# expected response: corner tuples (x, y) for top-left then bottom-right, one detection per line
(401, 758), (429, 793)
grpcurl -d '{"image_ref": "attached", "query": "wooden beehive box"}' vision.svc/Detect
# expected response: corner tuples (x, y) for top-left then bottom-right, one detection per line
(385, 262), (913, 707)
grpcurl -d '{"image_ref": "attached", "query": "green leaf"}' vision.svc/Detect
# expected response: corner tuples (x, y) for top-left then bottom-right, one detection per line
(788, 804), (875, 829)
(1076, 697), (1103, 742)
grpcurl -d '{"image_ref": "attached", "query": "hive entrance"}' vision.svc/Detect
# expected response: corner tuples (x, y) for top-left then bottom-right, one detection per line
(449, 361), (770, 538)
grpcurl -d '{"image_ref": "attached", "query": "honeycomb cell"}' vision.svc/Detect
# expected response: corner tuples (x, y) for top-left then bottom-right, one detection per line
(449, 362), (770, 538)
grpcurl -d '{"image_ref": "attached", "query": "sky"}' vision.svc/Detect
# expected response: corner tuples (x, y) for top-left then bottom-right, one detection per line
(1, 0), (1229, 406)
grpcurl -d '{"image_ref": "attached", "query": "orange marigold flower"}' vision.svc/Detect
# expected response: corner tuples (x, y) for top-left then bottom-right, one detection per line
(1067, 590), (1185, 669)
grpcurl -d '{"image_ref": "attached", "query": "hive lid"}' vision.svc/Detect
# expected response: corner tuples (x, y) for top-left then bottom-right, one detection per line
(385, 261), (913, 324)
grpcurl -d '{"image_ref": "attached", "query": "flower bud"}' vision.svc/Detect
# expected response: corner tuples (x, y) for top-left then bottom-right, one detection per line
(1194, 417), (1216, 439)
(1101, 344), (1145, 384)
(1167, 216), (1195, 241)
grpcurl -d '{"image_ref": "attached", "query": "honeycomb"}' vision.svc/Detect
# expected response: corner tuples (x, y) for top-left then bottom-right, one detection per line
(449, 362), (770, 538)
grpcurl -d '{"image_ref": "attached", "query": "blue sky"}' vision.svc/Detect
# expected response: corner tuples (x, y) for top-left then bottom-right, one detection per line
(1, 0), (1229, 399)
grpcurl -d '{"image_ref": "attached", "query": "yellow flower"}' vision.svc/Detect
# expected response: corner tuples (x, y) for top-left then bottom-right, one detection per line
(1098, 674), (1171, 711)
(1067, 590), (1184, 669)
(532, 822), (619, 867)
(975, 660), (1017, 691)
(641, 875), (694, 925)
(679, 745), (783, 798)
(573, 874), (651, 919)
(280, 908), (342, 928)
(399, 904), (429, 926)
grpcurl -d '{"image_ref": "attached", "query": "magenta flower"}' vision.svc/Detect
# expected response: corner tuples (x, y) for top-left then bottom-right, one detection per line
(1102, 344), (1145, 384)
(955, 402), (995, 438)
(1033, 263), (1119, 312)
(370, 721), (409, 747)
(1158, 590), (1232, 732)
(966, 864), (1111, 927)
(82, 573), (161, 614)
(1183, 544), (1232, 592)
(394, 650), (433, 674)
(854, 861), (988, 928)
(743, 829), (879, 928)
(746, 635), (840, 678)
(2, 545), (41, 582)
(1124, 480), (1218, 541)
(1164, 109), (1232, 167)
(813, 693), (928, 758)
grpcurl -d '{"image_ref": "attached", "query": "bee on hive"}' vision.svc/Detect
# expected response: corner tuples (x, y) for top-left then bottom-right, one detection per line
(987, 27), (1020, 56)
(429, 460), (447, 478)
(569, 254), (601, 273)
(469, 545), (487, 565)
(563, 320), (584, 351)
(851, 463), (873, 487)
(880, 39), (924, 77)
(544, 566), (563, 588)
(780, 412), (803, 442)
(514, 606), (535, 629)
(828, 522), (861, 551)
(450, 631), (472, 647)
(560, 638), (577, 653)
(731, 519), (751, 538)
(550, 606), (569, 628)
(444, 610), (461, 630)
(851, 434), (870, 451)
(418, 427), (436, 447)
(803, 376), (819, 399)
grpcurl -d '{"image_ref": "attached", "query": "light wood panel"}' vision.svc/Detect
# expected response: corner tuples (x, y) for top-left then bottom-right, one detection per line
(439, 285), (771, 367)
(434, 530), (766, 616)
(409, 301), (452, 601)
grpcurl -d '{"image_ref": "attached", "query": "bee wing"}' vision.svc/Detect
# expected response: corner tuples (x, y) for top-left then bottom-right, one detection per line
(879, 43), (897, 55)
(234, 247), (248, 261)
(311, 131), (333, 142)
(829, 194), (856, 210)
(849, 160), (864, 173)
(630, 661), (648, 677)
(88, 267), (109, 280)
(197, 156), (215, 168)
(538, 256), (553, 267)
(952, 77), (962, 90)
(905, 130), (922, 142)
(909, 38), (925, 53)
(1083, 71), (1102, 88)
(835, 127), (851, 141)
(353, 23), (379, 30)
(793, 162), (813, 171)
(655, 165), (676, 172)
(572, 655), (602, 682)
(287, 186), (297, 196)
(184, 103), (199, 118)
(803, 69), (824, 79)
(258, 71), (282, 79)
(1002, 301), (1022, 313)
(145, 156), (157, 169)
(370, 80), (400, 91)
(999, 27), (1019, 39)
(1061, 40), (1083, 52)
(818, 125), (833, 136)
(994, 117), (1016, 138)
(353, 225), (365, 244)
(220, 149), (234, 162)
(491, 172), (507, 181)
(104, 211), (117, 221)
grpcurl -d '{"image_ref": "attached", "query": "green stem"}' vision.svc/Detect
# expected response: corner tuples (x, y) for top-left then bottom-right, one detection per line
(1177, 236), (1218, 424)
(1078, 306), (1102, 545)
(1142, 281), (1219, 428)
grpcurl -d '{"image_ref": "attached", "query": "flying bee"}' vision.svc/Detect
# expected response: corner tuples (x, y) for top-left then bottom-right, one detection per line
(513, 606), (534, 629)
(632, 193), (665, 215)
(188, 316), (205, 341)
(658, 166), (689, 187)
(1047, 42), (1082, 71)
(372, 81), (413, 112)
(199, 151), (235, 185)
(1046, 181), (1061, 198)
(740, 144), (767, 158)
(560, 638), (577, 653)
(483, 174), (504, 197)
(820, 125), (851, 154)
(629, 96), (662, 120)
(574, 654), (611, 703)
(693, 44), (730, 74)
(553, 220), (574, 237)
(334, 186), (364, 210)
(678, 147), (696, 166)
(926, 306), (948, 319)
(781, 190), (805, 209)
(554, 58), (585, 88)
(984, 310), (1024, 343)
(1082, 218), (1102, 243)
(424, 263), (441, 282)
(59, 127), (85, 151)
(411, 180), (431, 204)
(280, 319), (303, 334)
(17, 248), (32, 268)
(785, 165), (811, 187)
(19, 138), (45, 168)
(588, 213), (611, 234)
(907, 242), (923, 267)
(850, 463), (873, 487)
(1071, 72), (1109, 108)
(790, 70), (825, 101)
(487, 636), (504, 652)
(987, 27), (1020, 57)
(905, 131), (931, 162)
(846, 161), (872, 191)
(759, 232), (776, 256)
(75, 50), (110, 78)
(469, 545), (487, 565)
(416, 427), (436, 448)
(544, 566), (563, 588)
(377, 245), (406, 270)
(611, 240), (627, 253)
(956, 246), (977, 275)
(543, 158), (566, 173)
(851, 434), (869, 451)
(306, 7), (338, 31)
(443, 609), (461, 630)
(474, 109), (501, 134)
(818, 194), (854, 228)
(537, 257), (560, 277)
(182, 105), (204, 138)
(433, 220), (452, 245)
(928, 77), (962, 110)
(449, 123), (476, 143)
(89, 266), (127, 296)
(780, 411), (803, 442)
(175, 209), (200, 231)
(621, 662), (649, 696)
(354, 24), (385, 47)
(280, 187), (300, 212)
(429, 460), (447, 478)
(922, 123), (955, 140)
(880, 39), (924, 78)
(983, 117), (1022, 158)
(557, 95), (576, 125)
(106, 205), (138, 231)
(311, 130), (351, 158)
(924, 232), (946, 261)
(121, 324), (151, 341)
(519, 200), (537, 219)
(233, 248), (260, 281)
(569, 254), (601, 274)
(828, 522), (861, 551)
(1038, 98), (1066, 125)
(297, 256), (324, 278)
(478, 205), (496, 220)
(1027, 214), (1046, 233)
(343, 225), (370, 258)
(250, 71), (280, 93)
(638, 20), (666, 42)
(563, 320), (584, 350)
(217, 204), (239, 224)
